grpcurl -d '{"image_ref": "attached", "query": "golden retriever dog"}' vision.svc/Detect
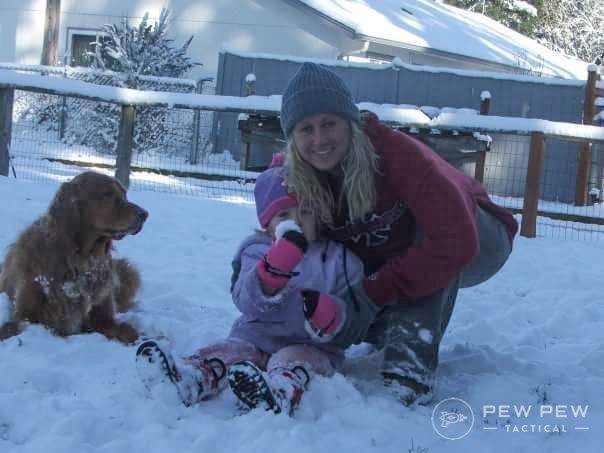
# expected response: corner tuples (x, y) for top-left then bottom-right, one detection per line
(0, 171), (148, 343)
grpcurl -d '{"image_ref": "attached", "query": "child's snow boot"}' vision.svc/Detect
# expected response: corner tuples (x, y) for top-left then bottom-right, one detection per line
(136, 340), (226, 407)
(382, 371), (433, 406)
(227, 361), (309, 416)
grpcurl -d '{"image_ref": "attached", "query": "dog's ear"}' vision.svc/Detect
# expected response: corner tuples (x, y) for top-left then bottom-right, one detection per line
(48, 179), (81, 235)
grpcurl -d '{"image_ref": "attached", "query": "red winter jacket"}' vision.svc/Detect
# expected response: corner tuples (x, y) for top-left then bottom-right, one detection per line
(324, 112), (518, 306)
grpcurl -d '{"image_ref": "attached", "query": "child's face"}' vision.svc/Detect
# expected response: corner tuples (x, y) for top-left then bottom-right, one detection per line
(268, 206), (317, 243)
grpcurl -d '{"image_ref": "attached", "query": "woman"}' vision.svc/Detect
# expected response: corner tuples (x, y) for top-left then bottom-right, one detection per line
(280, 62), (518, 406)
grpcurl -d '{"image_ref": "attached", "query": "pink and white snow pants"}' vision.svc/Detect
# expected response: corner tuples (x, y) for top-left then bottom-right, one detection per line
(183, 338), (335, 395)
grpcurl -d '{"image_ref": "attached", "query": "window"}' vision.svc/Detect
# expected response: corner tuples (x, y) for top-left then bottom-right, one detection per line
(70, 34), (95, 66)
(66, 29), (107, 67)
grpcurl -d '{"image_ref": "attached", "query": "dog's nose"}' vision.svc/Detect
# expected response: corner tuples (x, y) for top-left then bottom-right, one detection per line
(138, 208), (149, 223)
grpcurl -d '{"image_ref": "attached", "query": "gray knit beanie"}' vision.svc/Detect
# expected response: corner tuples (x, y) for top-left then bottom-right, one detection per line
(280, 62), (360, 137)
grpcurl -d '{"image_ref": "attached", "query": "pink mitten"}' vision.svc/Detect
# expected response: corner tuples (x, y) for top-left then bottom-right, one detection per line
(301, 289), (345, 342)
(256, 221), (308, 290)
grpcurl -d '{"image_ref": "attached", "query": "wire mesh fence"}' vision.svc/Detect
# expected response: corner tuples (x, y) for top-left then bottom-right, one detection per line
(4, 65), (255, 202)
(2, 66), (604, 240)
(484, 135), (604, 241)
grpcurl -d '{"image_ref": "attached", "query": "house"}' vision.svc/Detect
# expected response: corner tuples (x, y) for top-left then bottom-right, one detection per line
(0, 0), (589, 82)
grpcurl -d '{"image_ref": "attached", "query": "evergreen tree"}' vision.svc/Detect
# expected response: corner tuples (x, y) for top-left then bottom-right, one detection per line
(444, 0), (603, 64)
(91, 8), (197, 84)
(443, 0), (542, 36)
(535, 0), (603, 63)
(69, 8), (200, 155)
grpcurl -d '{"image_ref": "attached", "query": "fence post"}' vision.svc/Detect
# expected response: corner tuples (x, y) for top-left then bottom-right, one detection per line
(0, 87), (14, 177)
(58, 95), (67, 140)
(592, 70), (604, 202)
(239, 73), (257, 170)
(574, 66), (598, 205)
(474, 92), (491, 182)
(239, 123), (252, 171)
(520, 133), (545, 238)
(189, 80), (203, 165)
(115, 105), (136, 188)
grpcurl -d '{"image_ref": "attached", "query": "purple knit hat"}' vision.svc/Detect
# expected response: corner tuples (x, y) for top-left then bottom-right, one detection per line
(255, 166), (297, 228)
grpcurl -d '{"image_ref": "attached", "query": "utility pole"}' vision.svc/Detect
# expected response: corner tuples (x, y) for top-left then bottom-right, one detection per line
(41, 0), (61, 66)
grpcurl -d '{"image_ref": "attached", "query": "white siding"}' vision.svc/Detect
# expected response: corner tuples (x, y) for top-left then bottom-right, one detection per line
(0, 0), (357, 79)
(0, 0), (46, 64)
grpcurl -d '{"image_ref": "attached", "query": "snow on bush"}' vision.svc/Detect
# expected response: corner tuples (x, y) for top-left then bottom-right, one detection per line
(44, 8), (202, 156)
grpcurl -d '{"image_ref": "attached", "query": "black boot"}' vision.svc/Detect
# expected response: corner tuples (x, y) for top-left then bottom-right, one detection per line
(227, 361), (309, 416)
(136, 340), (225, 406)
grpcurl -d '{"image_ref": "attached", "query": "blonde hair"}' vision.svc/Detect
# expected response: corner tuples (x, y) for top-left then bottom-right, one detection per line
(284, 121), (380, 226)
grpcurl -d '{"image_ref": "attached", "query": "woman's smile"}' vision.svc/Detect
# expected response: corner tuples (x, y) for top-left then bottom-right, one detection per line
(292, 113), (351, 172)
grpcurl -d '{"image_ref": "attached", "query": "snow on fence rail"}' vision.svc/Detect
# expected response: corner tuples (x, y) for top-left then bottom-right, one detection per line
(1, 69), (604, 239)
(0, 69), (281, 115)
(0, 63), (199, 89)
(1, 69), (603, 143)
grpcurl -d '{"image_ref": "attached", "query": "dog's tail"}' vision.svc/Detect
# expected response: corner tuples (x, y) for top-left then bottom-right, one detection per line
(112, 258), (140, 312)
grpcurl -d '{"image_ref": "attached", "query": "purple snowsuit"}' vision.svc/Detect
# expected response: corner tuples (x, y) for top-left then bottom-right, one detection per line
(229, 231), (364, 367)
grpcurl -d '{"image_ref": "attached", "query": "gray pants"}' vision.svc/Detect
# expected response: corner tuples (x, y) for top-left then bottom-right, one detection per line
(364, 207), (513, 386)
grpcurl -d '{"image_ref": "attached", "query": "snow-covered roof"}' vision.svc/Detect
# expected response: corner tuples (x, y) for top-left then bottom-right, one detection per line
(295, 0), (589, 80)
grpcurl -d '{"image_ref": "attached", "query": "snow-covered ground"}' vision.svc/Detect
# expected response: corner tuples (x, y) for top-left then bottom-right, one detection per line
(0, 174), (602, 453)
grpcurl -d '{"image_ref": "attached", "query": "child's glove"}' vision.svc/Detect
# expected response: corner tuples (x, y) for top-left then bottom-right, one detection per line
(301, 289), (345, 342)
(256, 220), (309, 290)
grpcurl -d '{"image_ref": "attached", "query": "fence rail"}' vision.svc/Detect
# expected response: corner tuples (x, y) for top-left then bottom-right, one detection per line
(1, 68), (604, 240)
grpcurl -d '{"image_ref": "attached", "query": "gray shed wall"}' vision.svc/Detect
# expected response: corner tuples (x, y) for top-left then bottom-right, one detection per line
(212, 52), (587, 203)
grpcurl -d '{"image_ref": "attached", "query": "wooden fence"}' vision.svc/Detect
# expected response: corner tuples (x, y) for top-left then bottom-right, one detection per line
(576, 65), (604, 205)
(1, 68), (604, 239)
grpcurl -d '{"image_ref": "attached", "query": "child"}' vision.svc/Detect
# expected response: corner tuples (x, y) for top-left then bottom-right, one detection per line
(136, 165), (364, 416)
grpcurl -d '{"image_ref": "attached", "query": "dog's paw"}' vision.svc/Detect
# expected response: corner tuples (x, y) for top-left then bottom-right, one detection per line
(111, 322), (139, 344)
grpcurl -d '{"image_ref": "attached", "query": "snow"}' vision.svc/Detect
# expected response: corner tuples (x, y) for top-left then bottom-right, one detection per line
(418, 328), (433, 345)
(6, 68), (602, 144)
(0, 69), (282, 114)
(357, 102), (432, 125)
(0, 62), (198, 88)
(296, 0), (588, 79)
(472, 132), (492, 144)
(0, 174), (603, 453)
(222, 47), (588, 87)
(432, 113), (604, 142)
(509, 1), (538, 16)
